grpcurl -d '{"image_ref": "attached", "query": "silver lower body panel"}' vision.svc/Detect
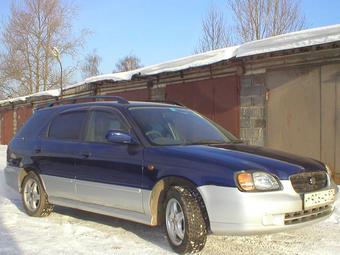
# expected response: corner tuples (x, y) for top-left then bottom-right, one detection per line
(4, 168), (154, 226)
(49, 196), (152, 226)
(40, 175), (148, 214)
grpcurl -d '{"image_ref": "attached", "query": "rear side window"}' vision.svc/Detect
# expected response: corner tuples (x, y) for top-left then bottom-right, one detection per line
(49, 111), (87, 141)
(16, 109), (56, 139)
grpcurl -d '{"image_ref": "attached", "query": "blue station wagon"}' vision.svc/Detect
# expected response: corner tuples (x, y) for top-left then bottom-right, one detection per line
(4, 96), (338, 254)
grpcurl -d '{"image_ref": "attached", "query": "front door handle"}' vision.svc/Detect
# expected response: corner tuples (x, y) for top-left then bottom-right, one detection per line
(34, 147), (41, 154)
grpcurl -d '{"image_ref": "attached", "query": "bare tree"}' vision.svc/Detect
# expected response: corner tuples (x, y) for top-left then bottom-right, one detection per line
(81, 50), (102, 79)
(114, 54), (142, 72)
(195, 6), (232, 53)
(229, 0), (305, 43)
(0, 0), (87, 98)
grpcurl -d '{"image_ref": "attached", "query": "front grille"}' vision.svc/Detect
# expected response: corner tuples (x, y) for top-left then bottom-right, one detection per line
(284, 205), (332, 225)
(290, 171), (328, 193)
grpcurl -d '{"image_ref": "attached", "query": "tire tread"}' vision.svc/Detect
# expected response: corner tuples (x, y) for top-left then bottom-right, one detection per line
(165, 186), (207, 254)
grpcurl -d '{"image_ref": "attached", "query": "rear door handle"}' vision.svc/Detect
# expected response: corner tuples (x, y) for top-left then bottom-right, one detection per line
(34, 147), (41, 154)
(80, 152), (91, 158)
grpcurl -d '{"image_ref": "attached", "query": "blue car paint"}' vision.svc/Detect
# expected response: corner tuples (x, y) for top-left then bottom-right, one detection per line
(74, 142), (143, 188)
(7, 101), (327, 192)
(142, 145), (325, 189)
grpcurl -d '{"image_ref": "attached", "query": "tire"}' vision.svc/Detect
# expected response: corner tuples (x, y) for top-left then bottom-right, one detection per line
(164, 186), (207, 254)
(21, 171), (53, 217)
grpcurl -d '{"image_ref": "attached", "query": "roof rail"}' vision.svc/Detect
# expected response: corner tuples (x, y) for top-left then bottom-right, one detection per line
(37, 95), (129, 109)
(146, 100), (185, 107)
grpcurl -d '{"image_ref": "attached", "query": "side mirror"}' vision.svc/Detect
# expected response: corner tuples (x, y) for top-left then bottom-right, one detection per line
(105, 130), (138, 145)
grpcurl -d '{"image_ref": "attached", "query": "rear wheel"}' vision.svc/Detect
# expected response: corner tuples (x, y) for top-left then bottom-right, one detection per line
(22, 172), (53, 217)
(164, 186), (207, 254)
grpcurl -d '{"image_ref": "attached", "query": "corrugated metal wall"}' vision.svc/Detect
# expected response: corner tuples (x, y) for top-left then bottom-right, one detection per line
(165, 76), (240, 137)
(16, 105), (33, 132)
(0, 109), (14, 145)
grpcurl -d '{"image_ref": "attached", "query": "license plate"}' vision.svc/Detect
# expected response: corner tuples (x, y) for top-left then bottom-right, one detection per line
(304, 189), (336, 210)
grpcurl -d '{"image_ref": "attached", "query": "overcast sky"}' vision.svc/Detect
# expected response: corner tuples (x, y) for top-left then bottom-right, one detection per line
(1, 0), (340, 83)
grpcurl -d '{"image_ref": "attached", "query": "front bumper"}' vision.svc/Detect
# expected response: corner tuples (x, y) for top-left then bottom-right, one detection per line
(198, 180), (338, 235)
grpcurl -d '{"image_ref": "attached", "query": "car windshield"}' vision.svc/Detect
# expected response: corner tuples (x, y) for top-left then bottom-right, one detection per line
(129, 106), (239, 146)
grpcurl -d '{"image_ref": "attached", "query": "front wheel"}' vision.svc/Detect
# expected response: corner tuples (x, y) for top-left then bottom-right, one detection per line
(22, 172), (53, 217)
(164, 186), (207, 254)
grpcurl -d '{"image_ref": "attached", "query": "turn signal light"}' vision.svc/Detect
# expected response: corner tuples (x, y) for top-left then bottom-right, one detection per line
(237, 172), (255, 191)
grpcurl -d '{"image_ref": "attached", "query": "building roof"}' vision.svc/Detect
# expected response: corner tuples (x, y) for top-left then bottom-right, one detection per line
(1, 24), (340, 106)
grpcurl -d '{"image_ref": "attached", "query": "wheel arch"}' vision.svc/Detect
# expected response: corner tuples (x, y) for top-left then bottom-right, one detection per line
(19, 167), (46, 193)
(149, 176), (210, 230)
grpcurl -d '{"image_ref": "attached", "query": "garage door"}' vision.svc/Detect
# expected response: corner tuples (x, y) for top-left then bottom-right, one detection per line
(16, 105), (33, 132)
(165, 76), (240, 136)
(0, 109), (14, 145)
(267, 67), (321, 159)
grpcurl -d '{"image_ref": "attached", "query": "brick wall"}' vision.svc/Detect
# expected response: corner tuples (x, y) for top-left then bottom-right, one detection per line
(240, 74), (266, 146)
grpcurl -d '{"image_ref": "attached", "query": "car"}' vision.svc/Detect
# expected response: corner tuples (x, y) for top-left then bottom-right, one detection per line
(4, 96), (338, 254)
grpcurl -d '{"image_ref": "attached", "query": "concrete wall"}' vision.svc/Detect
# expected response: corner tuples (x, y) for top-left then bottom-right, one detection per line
(240, 74), (266, 146)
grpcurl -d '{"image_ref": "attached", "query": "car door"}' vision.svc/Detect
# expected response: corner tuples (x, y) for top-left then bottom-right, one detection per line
(37, 108), (88, 201)
(74, 107), (144, 213)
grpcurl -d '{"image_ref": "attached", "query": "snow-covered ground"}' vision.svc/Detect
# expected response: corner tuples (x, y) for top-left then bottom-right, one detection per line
(0, 145), (339, 255)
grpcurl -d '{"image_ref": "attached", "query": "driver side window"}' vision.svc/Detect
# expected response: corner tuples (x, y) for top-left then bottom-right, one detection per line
(85, 110), (129, 143)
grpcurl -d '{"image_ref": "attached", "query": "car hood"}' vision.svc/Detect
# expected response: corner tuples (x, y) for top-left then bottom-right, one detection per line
(217, 143), (325, 170)
(148, 144), (326, 180)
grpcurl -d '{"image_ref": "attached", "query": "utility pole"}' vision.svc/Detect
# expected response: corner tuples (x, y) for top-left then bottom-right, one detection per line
(51, 47), (63, 98)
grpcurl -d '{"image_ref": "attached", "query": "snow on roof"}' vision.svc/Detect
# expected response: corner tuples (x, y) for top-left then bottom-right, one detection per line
(73, 24), (340, 87)
(1, 24), (340, 106)
(65, 45), (239, 89)
(0, 89), (60, 106)
(236, 24), (340, 57)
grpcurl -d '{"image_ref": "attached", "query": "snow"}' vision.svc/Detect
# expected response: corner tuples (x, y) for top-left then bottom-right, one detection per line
(236, 24), (340, 57)
(0, 89), (60, 106)
(0, 145), (339, 254)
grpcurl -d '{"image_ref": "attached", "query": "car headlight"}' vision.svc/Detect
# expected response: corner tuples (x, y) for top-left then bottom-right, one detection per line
(236, 171), (281, 192)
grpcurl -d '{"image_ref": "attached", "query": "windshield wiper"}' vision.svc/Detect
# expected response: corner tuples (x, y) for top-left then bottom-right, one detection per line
(229, 139), (244, 144)
(186, 140), (227, 145)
